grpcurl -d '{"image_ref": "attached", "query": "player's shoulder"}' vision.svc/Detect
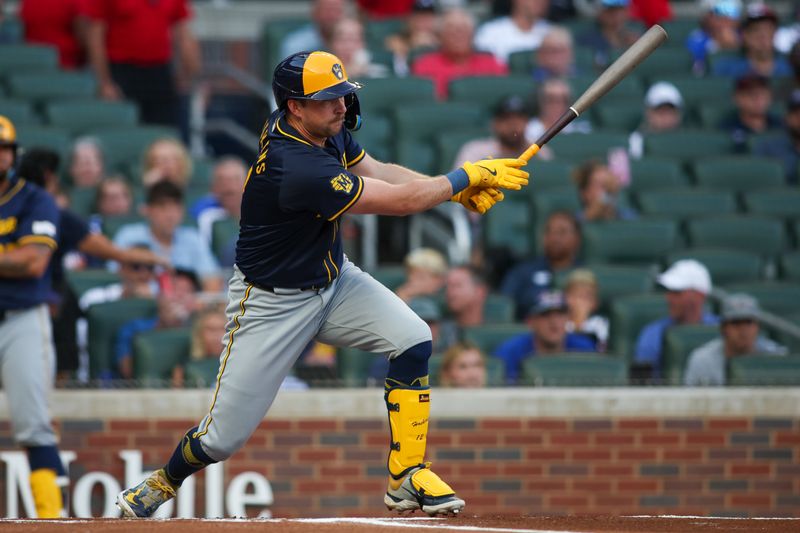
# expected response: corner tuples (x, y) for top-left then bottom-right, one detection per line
(7, 178), (57, 211)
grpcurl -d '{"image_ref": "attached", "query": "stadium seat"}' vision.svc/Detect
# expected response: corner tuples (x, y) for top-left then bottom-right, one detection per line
(14, 126), (71, 159)
(780, 252), (800, 281)
(337, 347), (380, 387)
(259, 18), (310, 79)
(133, 328), (191, 387)
(593, 101), (642, 131)
(530, 187), (580, 222)
(520, 354), (627, 386)
(352, 114), (393, 162)
(628, 158), (688, 192)
(368, 265), (406, 291)
(624, 48), (693, 81)
(728, 355), (800, 386)
(0, 99), (38, 126)
(695, 102), (735, 129)
(570, 75), (643, 103)
(484, 198), (532, 256)
(529, 160), (575, 190)
(67, 187), (97, 218)
(393, 102), (485, 143)
(484, 294), (515, 324)
(90, 126), (180, 173)
(742, 189), (800, 220)
(723, 282), (800, 315)
(643, 130), (735, 162)
(669, 77), (733, 108)
(464, 323), (530, 355)
(663, 324), (720, 386)
(636, 189), (738, 219)
(690, 157), (785, 192)
(394, 138), (437, 175)
(0, 44), (58, 73)
(211, 217), (238, 263)
(357, 76), (436, 114)
(660, 20), (703, 49)
(507, 46), (598, 76)
(7, 72), (96, 103)
(548, 131), (630, 161)
(65, 269), (121, 299)
(609, 293), (669, 360)
(86, 298), (157, 380)
(666, 248), (763, 285)
(183, 358), (220, 388)
(448, 75), (536, 111)
(582, 220), (678, 266)
(555, 264), (655, 309)
(364, 18), (404, 52)
(686, 216), (786, 258)
(438, 128), (494, 173)
(773, 313), (800, 354)
(44, 100), (139, 135)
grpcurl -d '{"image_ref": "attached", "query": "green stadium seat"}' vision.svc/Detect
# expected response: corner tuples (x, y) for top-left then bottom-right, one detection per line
(484, 198), (531, 256)
(636, 189), (738, 219)
(337, 347), (380, 387)
(44, 100), (138, 135)
(663, 324), (720, 385)
(695, 102), (735, 129)
(183, 358), (220, 388)
(364, 18), (404, 51)
(393, 102), (485, 143)
(14, 126), (71, 159)
(593, 101), (642, 131)
(394, 138), (436, 174)
(259, 18), (309, 79)
(669, 77), (733, 108)
(628, 157), (688, 192)
(529, 160), (575, 190)
(484, 294), (515, 324)
(686, 216), (786, 257)
(723, 282), (800, 315)
(358, 76), (436, 114)
(667, 248), (763, 285)
(90, 126), (180, 173)
(68, 187), (97, 218)
(0, 99), (38, 126)
(742, 189), (800, 220)
(609, 293), (669, 360)
(531, 187), (579, 222)
(102, 214), (146, 239)
(437, 128), (493, 173)
(7, 72), (96, 103)
(625, 48), (693, 80)
(660, 20), (702, 48)
(644, 130), (735, 162)
(211, 217), (238, 263)
(507, 46), (598, 76)
(0, 44), (58, 73)
(369, 264), (406, 291)
(189, 158), (213, 189)
(86, 298), (157, 380)
(570, 75), (643, 103)
(774, 314), (800, 354)
(555, 264), (654, 309)
(352, 113), (393, 162)
(690, 157), (785, 192)
(728, 355), (800, 386)
(464, 323), (529, 355)
(582, 220), (678, 266)
(780, 252), (800, 281)
(520, 354), (628, 386)
(448, 75), (536, 111)
(133, 328), (191, 387)
(66, 269), (121, 299)
(548, 131), (630, 161)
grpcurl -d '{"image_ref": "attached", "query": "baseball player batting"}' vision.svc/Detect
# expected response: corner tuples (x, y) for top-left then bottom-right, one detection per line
(0, 116), (69, 518)
(117, 50), (528, 518)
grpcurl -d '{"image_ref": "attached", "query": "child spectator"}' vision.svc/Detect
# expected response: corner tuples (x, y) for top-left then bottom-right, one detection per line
(563, 269), (609, 351)
(439, 341), (487, 388)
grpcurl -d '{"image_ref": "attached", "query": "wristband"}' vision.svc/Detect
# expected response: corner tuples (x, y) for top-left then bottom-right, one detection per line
(445, 168), (469, 194)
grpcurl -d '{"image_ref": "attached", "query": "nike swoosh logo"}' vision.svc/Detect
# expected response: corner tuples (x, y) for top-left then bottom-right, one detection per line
(476, 165), (497, 176)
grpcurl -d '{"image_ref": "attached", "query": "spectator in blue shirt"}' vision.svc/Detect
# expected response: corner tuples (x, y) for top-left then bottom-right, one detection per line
(634, 260), (719, 380)
(686, 0), (742, 75)
(493, 290), (596, 383)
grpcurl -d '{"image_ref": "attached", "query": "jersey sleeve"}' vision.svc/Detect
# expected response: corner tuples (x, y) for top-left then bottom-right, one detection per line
(18, 189), (60, 249)
(280, 159), (364, 221)
(58, 209), (91, 253)
(342, 129), (366, 168)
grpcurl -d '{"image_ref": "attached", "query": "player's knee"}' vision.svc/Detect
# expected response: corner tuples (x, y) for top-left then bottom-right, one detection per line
(387, 341), (432, 387)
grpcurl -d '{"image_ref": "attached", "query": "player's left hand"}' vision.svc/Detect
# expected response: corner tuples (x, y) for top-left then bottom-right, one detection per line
(462, 158), (529, 191)
(451, 186), (505, 215)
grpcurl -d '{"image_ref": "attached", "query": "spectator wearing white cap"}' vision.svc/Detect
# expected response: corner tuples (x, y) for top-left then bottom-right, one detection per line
(686, 0), (742, 75)
(633, 260), (719, 380)
(628, 81), (684, 159)
(684, 293), (787, 386)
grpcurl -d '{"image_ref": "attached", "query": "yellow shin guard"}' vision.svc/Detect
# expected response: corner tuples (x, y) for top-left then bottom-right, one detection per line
(30, 468), (64, 518)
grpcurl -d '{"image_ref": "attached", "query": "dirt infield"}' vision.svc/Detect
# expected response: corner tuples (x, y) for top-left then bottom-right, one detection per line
(1, 515), (799, 533)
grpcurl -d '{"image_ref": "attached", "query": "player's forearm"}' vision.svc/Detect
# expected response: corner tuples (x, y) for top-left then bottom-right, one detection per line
(372, 162), (432, 185)
(383, 177), (455, 215)
(0, 247), (51, 278)
(86, 22), (113, 84)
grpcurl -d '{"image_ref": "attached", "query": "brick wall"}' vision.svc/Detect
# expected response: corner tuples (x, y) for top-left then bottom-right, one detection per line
(1, 414), (798, 518)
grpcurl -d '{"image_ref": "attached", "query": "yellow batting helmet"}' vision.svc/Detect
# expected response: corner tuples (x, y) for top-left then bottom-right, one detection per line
(0, 115), (17, 148)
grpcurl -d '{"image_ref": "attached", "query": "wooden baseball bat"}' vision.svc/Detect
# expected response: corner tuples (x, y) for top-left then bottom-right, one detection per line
(519, 24), (668, 162)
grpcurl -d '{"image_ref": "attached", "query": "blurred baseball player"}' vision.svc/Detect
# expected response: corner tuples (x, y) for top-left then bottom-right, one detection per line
(117, 51), (528, 518)
(0, 116), (68, 518)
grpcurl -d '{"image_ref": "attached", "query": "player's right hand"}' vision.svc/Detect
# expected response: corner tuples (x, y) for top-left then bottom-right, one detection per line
(461, 158), (529, 191)
(451, 186), (505, 215)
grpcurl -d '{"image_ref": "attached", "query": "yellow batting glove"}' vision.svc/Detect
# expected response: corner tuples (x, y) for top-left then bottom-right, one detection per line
(462, 158), (529, 191)
(451, 186), (505, 214)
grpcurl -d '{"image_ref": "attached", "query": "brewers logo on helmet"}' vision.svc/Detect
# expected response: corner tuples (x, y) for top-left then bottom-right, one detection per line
(272, 51), (363, 131)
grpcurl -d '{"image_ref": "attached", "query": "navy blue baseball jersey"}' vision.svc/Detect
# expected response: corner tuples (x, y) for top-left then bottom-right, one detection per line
(0, 178), (60, 309)
(236, 110), (366, 288)
(51, 208), (90, 285)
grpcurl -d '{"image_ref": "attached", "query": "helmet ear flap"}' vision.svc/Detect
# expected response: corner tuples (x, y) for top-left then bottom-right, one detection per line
(344, 92), (362, 131)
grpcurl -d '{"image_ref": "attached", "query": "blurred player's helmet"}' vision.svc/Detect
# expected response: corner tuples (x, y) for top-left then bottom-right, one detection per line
(0, 115), (17, 149)
(272, 51), (363, 130)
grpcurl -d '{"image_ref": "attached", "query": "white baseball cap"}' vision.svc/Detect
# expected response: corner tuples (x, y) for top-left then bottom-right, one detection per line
(657, 259), (712, 295)
(645, 82), (683, 109)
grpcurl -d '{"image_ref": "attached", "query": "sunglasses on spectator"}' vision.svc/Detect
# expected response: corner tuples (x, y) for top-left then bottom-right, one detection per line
(126, 263), (155, 272)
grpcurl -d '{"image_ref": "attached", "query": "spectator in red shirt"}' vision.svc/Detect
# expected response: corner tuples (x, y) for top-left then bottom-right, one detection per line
(85, 0), (201, 129)
(20, 0), (90, 69)
(412, 8), (508, 100)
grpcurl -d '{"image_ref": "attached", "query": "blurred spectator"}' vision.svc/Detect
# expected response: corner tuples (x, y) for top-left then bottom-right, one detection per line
(776, 41), (800, 100)
(385, 0), (439, 76)
(412, 8), (508, 100)
(493, 290), (596, 383)
(395, 247), (448, 303)
(142, 137), (192, 189)
(439, 341), (487, 388)
(563, 268), (608, 351)
(280, 0), (347, 59)
(634, 260), (719, 381)
(629, 0), (671, 27)
(501, 211), (582, 321)
(572, 160), (637, 222)
(453, 95), (533, 167)
(329, 17), (390, 78)
(92, 177), (133, 219)
(171, 305), (226, 387)
(576, 0), (640, 68)
(754, 88), (800, 184)
(439, 265), (489, 348)
(712, 4), (790, 79)
(686, 0), (742, 75)
(532, 26), (579, 81)
(357, 0), (414, 18)
(474, 0), (552, 63)
(776, 3), (800, 54)
(526, 78), (591, 145)
(85, 0), (200, 129)
(190, 157), (246, 245)
(628, 81), (684, 159)
(113, 181), (222, 292)
(684, 293), (787, 386)
(548, 0), (578, 22)
(20, 0), (89, 69)
(719, 73), (782, 153)
(114, 268), (201, 380)
(67, 137), (106, 188)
